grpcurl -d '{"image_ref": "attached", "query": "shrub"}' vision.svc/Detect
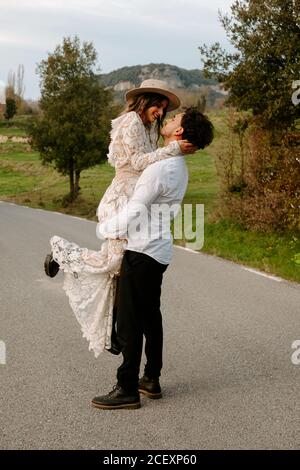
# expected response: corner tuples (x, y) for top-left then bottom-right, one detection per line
(215, 110), (300, 232)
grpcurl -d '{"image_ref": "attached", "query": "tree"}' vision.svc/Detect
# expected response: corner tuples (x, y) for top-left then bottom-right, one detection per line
(16, 64), (25, 99)
(6, 70), (16, 99)
(16, 64), (26, 113)
(29, 36), (114, 202)
(5, 65), (26, 114)
(4, 97), (17, 120)
(199, 0), (300, 131)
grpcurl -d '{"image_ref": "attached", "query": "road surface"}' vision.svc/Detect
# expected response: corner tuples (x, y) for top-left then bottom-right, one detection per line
(1, 201), (300, 450)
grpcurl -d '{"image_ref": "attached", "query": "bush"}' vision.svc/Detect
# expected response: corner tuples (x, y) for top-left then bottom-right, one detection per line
(4, 98), (17, 120)
(214, 109), (300, 232)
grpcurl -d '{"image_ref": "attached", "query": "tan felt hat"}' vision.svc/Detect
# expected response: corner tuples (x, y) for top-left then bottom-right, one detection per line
(125, 79), (180, 112)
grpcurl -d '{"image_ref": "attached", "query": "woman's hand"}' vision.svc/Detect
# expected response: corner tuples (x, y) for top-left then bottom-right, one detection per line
(178, 140), (198, 155)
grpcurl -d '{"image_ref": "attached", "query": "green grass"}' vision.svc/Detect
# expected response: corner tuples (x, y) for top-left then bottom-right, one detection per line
(184, 150), (219, 214)
(0, 115), (32, 128)
(0, 113), (299, 283)
(0, 142), (116, 216)
(0, 128), (27, 137)
(203, 219), (300, 282)
(0, 148), (41, 161)
(0, 167), (38, 195)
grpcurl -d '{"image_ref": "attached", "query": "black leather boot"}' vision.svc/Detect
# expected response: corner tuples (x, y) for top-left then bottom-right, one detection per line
(44, 253), (59, 278)
(138, 375), (162, 399)
(91, 385), (141, 410)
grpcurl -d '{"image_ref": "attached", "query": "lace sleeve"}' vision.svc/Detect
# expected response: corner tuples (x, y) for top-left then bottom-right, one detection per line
(108, 112), (181, 171)
(130, 140), (181, 171)
(122, 114), (181, 171)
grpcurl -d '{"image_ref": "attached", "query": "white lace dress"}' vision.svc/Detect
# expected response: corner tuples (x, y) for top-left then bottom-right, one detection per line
(50, 111), (181, 357)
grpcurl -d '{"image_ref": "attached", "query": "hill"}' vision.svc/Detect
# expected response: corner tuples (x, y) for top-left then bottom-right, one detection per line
(98, 63), (226, 108)
(98, 63), (217, 90)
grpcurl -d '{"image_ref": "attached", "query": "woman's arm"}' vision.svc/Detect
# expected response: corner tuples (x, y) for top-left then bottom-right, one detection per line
(108, 112), (182, 172)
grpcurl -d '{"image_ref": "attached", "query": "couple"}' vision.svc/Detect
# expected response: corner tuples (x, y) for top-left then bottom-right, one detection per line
(44, 79), (214, 409)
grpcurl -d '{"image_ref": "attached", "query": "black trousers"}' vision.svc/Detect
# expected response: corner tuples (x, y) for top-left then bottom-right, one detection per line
(115, 250), (168, 392)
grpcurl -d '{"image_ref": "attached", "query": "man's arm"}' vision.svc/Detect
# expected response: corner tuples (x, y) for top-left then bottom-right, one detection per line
(97, 165), (165, 240)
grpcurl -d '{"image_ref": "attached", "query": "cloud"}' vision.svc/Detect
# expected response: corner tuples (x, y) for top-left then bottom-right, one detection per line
(0, 0), (233, 99)
(0, 32), (38, 47)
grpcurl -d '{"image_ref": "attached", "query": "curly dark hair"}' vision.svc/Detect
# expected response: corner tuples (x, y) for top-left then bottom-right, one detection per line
(181, 107), (214, 149)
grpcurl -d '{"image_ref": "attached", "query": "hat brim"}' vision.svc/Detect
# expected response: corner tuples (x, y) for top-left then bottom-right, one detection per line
(125, 87), (180, 112)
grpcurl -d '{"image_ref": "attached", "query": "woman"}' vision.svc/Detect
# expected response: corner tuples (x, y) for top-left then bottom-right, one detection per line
(44, 79), (195, 357)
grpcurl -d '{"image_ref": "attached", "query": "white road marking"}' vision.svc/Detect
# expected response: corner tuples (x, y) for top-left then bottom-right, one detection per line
(70, 215), (95, 222)
(175, 245), (200, 254)
(242, 267), (283, 282)
(175, 245), (286, 283)
(0, 201), (94, 222)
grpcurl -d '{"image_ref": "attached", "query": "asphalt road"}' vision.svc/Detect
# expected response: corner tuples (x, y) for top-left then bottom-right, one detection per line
(1, 201), (300, 450)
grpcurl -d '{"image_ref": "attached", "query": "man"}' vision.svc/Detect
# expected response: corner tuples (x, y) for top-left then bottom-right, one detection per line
(92, 107), (214, 410)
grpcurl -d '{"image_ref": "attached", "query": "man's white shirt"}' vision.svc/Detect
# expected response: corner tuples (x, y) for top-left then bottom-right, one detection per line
(97, 155), (189, 265)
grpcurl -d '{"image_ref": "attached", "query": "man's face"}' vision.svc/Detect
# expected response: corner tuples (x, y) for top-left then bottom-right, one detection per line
(161, 113), (184, 138)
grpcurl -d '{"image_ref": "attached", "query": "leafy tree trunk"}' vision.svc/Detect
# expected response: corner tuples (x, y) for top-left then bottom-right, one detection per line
(69, 158), (75, 200)
(239, 134), (245, 183)
(69, 163), (80, 201)
(74, 169), (81, 197)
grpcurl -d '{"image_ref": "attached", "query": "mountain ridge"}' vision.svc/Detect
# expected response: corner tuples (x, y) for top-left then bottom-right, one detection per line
(98, 63), (217, 91)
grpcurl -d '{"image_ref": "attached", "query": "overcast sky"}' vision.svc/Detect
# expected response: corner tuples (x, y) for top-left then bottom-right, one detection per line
(0, 0), (233, 100)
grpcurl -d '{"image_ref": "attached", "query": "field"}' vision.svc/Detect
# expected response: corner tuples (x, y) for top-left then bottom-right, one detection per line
(0, 113), (299, 283)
